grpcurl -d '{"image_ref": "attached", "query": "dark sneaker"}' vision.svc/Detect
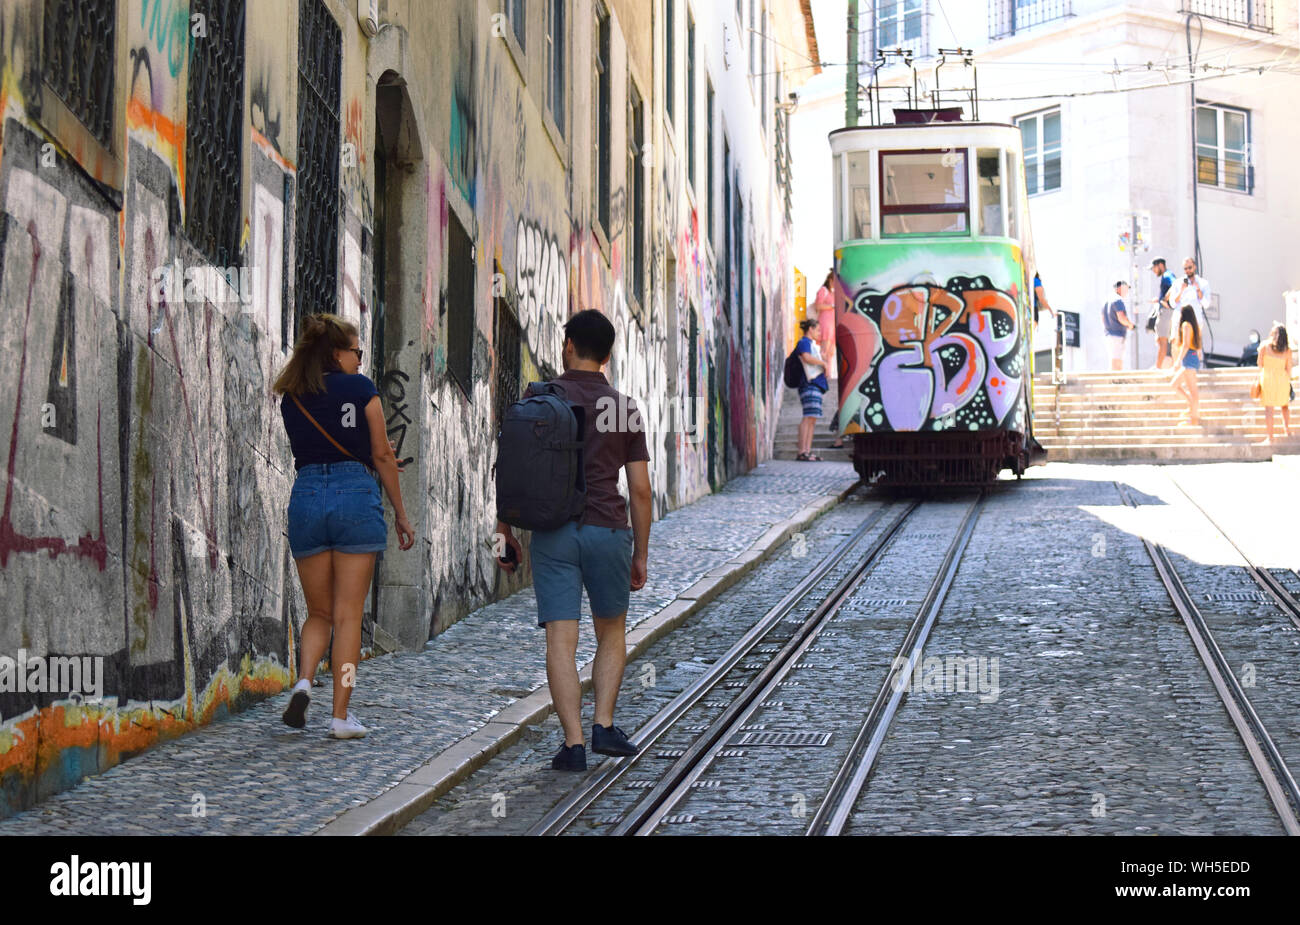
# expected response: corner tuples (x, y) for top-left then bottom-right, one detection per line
(591, 724), (638, 757)
(552, 742), (586, 771)
(281, 681), (310, 729)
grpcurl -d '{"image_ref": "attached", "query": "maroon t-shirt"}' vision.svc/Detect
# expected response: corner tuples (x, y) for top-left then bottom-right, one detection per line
(525, 370), (651, 529)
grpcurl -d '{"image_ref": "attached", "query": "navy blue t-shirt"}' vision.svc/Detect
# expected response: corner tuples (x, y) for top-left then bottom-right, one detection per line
(796, 337), (829, 391)
(1103, 299), (1129, 336)
(1157, 271), (1175, 304)
(281, 372), (380, 469)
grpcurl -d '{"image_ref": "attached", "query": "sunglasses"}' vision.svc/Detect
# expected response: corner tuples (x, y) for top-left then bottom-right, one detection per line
(348, 347), (363, 362)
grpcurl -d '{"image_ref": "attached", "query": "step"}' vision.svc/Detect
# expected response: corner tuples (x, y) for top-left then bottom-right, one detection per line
(1044, 444), (1288, 461)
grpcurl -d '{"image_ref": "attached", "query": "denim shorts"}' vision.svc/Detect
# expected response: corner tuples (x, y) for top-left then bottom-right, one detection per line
(287, 461), (387, 559)
(530, 521), (633, 625)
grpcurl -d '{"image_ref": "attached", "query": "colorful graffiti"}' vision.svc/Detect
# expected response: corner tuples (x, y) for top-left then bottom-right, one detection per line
(835, 244), (1029, 436)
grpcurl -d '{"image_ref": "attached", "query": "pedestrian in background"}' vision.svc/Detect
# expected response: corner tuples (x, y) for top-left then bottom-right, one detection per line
(495, 310), (652, 771)
(813, 270), (846, 449)
(1033, 271), (1055, 323)
(1253, 322), (1293, 445)
(1102, 281), (1136, 371)
(274, 314), (415, 739)
(795, 318), (830, 461)
(1168, 257), (1212, 344)
(1147, 257), (1176, 369)
(1169, 306), (1203, 426)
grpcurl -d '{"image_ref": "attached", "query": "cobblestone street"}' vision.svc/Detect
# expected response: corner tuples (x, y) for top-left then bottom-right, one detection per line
(5, 458), (1298, 838)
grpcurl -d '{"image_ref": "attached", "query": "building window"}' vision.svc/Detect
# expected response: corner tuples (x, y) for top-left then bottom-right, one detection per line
(846, 151), (871, 239)
(1197, 103), (1251, 193)
(706, 80), (716, 243)
(1180, 0), (1273, 33)
(43, 0), (116, 147)
(545, 0), (564, 134)
(880, 149), (969, 236)
(759, 4), (767, 133)
(687, 13), (696, 191)
(722, 136), (732, 314)
(296, 0), (342, 318)
(595, 2), (611, 234)
(1017, 108), (1061, 195)
(507, 0), (526, 52)
(446, 209), (474, 396)
(748, 0), (756, 87)
(494, 274), (522, 430)
(877, 0), (922, 51)
(989, 0), (1074, 41)
(665, 0), (675, 126)
(628, 81), (645, 309)
(186, 0), (246, 270)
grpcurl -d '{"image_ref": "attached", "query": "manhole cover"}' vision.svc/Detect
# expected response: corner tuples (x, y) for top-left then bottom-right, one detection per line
(731, 731), (832, 747)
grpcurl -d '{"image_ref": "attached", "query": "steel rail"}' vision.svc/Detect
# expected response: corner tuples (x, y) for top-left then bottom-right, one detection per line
(1116, 482), (1300, 836)
(606, 501), (922, 836)
(1168, 477), (1300, 633)
(524, 493), (898, 836)
(805, 491), (987, 836)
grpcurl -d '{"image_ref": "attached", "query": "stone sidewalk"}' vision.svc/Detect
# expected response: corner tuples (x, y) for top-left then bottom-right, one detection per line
(0, 460), (858, 835)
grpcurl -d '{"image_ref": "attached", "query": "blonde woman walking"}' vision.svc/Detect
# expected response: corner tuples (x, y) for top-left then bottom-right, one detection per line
(1169, 306), (1203, 426)
(1255, 323), (1293, 445)
(273, 314), (414, 738)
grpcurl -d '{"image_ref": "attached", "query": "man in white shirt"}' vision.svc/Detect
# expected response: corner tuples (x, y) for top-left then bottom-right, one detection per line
(1167, 256), (1211, 336)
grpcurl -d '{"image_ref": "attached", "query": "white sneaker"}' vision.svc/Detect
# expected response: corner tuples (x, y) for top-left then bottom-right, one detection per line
(328, 713), (368, 739)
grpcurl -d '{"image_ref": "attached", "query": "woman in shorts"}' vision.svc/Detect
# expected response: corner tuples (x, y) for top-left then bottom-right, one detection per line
(1169, 306), (1203, 426)
(273, 314), (414, 738)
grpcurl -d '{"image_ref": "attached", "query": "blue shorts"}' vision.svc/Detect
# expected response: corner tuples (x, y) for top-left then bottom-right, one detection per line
(799, 385), (824, 418)
(1181, 351), (1201, 370)
(530, 521), (633, 625)
(287, 462), (387, 559)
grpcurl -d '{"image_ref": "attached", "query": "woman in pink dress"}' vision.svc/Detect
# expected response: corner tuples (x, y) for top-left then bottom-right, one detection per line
(813, 271), (842, 448)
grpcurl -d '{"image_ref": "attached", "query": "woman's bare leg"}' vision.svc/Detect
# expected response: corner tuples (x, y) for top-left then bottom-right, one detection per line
(328, 550), (376, 719)
(294, 551), (334, 682)
(1263, 407), (1275, 444)
(1186, 373), (1199, 423)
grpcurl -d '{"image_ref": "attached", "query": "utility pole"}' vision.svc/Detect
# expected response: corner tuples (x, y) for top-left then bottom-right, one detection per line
(846, 0), (858, 126)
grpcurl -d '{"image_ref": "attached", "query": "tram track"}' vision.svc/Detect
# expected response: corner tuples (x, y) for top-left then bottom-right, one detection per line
(806, 492), (986, 835)
(1116, 481), (1300, 836)
(525, 499), (920, 836)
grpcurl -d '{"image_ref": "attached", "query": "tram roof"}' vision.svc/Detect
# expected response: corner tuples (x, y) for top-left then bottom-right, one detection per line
(829, 121), (1022, 152)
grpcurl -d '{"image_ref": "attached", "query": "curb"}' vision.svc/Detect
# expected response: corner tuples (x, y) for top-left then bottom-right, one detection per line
(315, 475), (861, 836)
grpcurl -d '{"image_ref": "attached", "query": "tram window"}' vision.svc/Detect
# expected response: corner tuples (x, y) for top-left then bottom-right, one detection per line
(880, 149), (968, 236)
(1005, 150), (1020, 240)
(833, 153), (843, 241)
(847, 152), (871, 239)
(977, 148), (1003, 237)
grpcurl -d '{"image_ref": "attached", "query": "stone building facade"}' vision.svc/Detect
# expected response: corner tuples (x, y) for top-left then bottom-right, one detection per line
(0, 0), (813, 814)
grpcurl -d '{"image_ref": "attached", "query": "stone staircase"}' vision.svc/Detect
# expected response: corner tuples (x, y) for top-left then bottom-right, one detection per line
(1032, 367), (1300, 461)
(773, 379), (854, 462)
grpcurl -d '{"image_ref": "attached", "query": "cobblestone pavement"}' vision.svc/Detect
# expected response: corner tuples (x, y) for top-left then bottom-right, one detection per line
(403, 461), (1298, 836)
(399, 493), (885, 836)
(845, 469), (1284, 835)
(0, 461), (856, 835)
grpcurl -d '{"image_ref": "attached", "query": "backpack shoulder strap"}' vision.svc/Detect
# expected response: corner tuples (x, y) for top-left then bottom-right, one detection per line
(291, 393), (358, 463)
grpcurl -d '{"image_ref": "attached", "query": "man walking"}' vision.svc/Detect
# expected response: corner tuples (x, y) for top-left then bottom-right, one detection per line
(1103, 281), (1136, 371)
(496, 309), (652, 771)
(1148, 257), (1176, 369)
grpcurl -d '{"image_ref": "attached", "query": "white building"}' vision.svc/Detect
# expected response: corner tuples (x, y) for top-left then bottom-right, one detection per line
(792, 0), (1300, 370)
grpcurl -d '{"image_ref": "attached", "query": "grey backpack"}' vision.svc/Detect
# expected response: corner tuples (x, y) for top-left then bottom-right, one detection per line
(495, 381), (587, 531)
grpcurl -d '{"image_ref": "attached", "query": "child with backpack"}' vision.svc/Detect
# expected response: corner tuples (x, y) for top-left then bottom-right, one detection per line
(495, 310), (652, 771)
(789, 318), (830, 461)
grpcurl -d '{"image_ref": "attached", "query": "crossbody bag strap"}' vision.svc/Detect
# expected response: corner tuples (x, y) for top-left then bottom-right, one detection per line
(291, 393), (358, 462)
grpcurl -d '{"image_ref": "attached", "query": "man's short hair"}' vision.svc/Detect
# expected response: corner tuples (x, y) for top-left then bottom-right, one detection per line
(1151, 257), (1166, 268)
(564, 309), (616, 361)
(1114, 280), (1126, 290)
